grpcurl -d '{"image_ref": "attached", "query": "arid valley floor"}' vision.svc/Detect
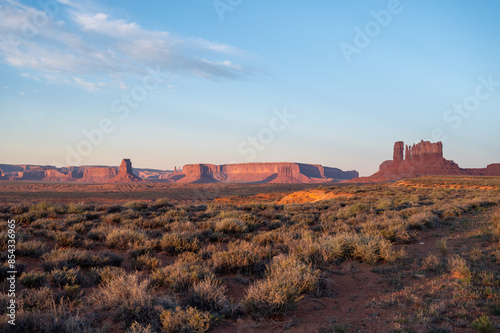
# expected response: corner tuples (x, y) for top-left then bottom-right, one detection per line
(1, 176), (500, 332)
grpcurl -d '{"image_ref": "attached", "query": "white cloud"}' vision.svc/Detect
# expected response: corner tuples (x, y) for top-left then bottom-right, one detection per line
(0, 0), (255, 91)
(74, 77), (98, 90)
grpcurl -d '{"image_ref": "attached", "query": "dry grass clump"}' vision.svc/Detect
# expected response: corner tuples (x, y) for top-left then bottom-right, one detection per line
(92, 272), (171, 329)
(186, 276), (233, 316)
(41, 248), (122, 271)
(214, 218), (248, 234)
(17, 240), (50, 258)
(151, 256), (216, 292)
(242, 255), (322, 317)
(131, 254), (159, 271)
(160, 306), (214, 333)
(161, 232), (201, 253)
(49, 267), (82, 287)
(106, 227), (147, 249)
(54, 231), (80, 248)
(19, 271), (47, 289)
(211, 241), (265, 274)
(293, 232), (400, 265)
(421, 253), (442, 272)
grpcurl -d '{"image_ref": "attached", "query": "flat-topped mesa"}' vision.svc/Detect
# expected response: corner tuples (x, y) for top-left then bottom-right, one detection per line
(177, 162), (358, 184)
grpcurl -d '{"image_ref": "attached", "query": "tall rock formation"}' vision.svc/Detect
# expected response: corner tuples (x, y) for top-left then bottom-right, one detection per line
(348, 140), (500, 183)
(108, 159), (142, 183)
(393, 141), (404, 162)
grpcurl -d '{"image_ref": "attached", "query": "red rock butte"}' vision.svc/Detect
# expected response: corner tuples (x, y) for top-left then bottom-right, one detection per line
(348, 140), (500, 183)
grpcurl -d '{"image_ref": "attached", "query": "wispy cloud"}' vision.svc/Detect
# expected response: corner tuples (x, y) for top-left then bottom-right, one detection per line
(0, 0), (255, 90)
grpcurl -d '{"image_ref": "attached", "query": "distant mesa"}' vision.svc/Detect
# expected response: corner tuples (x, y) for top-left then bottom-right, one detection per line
(348, 140), (500, 183)
(0, 160), (358, 184)
(174, 162), (358, 184)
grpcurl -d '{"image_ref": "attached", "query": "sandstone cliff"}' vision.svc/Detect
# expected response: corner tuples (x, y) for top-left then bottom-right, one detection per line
(176, 162), (358, 184)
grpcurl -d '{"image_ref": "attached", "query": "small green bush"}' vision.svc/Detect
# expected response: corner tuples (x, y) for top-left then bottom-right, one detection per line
(472, 315), (494, 333)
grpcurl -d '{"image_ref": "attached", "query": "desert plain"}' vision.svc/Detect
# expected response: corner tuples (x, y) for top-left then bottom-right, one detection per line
(1, 175), (500, 333)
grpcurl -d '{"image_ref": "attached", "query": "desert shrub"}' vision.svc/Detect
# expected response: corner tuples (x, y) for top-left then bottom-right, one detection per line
(152, 198), (173, 210)
(187, 276), (232, 316)
(448, 255), (471, 282)
(19, 271), (47, 289)
(160, 306), (214, 333)
(490, 212), (500, 240)
(87, 225), (110, 241)
(89, 266), (125, 285)
(363, 214), (414, 244)
(318, 233), (399, 264)
(337, 203), (369, 219)
(49, 267), (82, 287)
(10, 204), (30, 214)
(407, 211), (440, 230)
(291, 213), (316, 226)
(169, 220), (198, 233)
(55, 231), (80, 248)
(437, 239), (448, 255)
(252, 230), (286, 246)
(106, 228), (147, 249)
(17, 212), (36, 225)
(211, 243), (262, 274)
(214, 218), (248, 234)
(92, 273), (170, 328)
(421, 253), (442, 272)
(16, 240), (50, 258)
(18, 287), (54, 312)
(151, 260), (216, 293)
(135, 217), (166, 229)
(375, 198), (394, 211)
(472, 315), (494, 333)
(103, 213), (122, 224)
(131, 254), (159, 271)
(41, 249), (122, 270)
(66, 202), (85, 214)
(106, 205), (122, 213)
(124, 201), (149, 211)
(242, 255), (321, 317)
(440, 204), (463, 219)
(127, 321), (154, 333)
(161, 232), (201, 253)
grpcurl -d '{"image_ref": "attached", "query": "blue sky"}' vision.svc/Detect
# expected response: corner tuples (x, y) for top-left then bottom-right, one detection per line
(1, 0), (499, 176)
